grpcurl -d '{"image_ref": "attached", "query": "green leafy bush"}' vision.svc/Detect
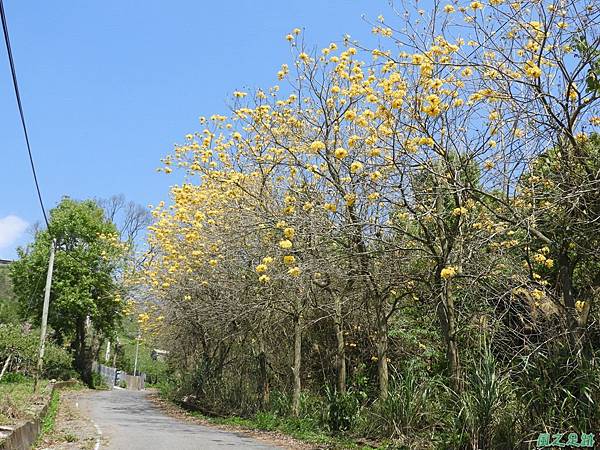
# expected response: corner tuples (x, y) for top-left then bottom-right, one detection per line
(91, 372), (109, 390)
(324, 386), (363, 432)
(0, 324), (72, 380)
(358, 362), (434, 439)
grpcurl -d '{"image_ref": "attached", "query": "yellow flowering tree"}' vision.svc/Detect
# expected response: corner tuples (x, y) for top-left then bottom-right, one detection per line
(143, 0), (600, 438)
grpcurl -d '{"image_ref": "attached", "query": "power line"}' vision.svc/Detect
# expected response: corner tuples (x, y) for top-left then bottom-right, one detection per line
(0, 0), (49, 228)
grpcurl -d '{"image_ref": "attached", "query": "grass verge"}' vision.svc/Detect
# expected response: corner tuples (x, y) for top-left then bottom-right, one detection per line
(153, 394), (384, 450)
(196, 412), (379, 449)
(0, 378), (50, 426)
(39, 389), (60, 437)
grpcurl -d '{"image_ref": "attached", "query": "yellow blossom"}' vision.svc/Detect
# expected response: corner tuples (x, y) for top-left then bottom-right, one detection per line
(440, 266), (458, 279)
(344, 193), (357, 206)
(350, 161), (364, 173)
(452, 207), (468, 216)
(279, 239), (293, 249)
(283, 255), (296, 265)
(283, 227), (295, 239)
(334, 147), (349, 159)
(524, 60), (542, 78)
(324, 203), (337, 213)
(531, 289), (544, 300)
(259, 274), (270, 283)
(310, 140), (326, 152)
(288, 266), (302, 277)
(255, 264), (268, 273)
(370, 171), (382, 181)
(344, 110), (357, 121)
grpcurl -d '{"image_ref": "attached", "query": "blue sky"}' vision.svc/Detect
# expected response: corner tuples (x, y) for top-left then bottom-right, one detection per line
(0, 0), (381, 259)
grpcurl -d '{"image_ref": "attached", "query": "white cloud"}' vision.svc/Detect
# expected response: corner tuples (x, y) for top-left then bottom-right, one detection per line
(0, 215), (29, 249)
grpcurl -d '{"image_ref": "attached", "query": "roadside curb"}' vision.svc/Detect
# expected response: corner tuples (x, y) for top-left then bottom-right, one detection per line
(0, 380), (77, 450)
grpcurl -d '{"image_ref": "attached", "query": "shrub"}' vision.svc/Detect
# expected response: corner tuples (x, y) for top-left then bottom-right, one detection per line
(359, 362), (433, 439)
(91, 372), (109, 390)
(324, 386), (363, 432)
(0, 324), (72, 379)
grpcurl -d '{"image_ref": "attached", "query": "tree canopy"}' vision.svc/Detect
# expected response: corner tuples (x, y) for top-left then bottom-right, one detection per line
(10, 197), (127, 383)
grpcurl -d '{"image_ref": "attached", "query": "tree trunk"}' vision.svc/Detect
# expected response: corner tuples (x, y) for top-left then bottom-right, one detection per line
(104, 340), (111, 364)
(376, 311), (389, 400)
(291, 312), (302, 417)
(75, 317), (93, 386)
(333, 295), (346, 394)
(257, 334), (270, 409)
(438, 279), (461, 392)
(558, 251), (584, 353)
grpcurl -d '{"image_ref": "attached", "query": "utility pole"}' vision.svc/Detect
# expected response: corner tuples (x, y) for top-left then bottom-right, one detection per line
(34, 239), (56, 392)
(105, 340), (111, 363)
(133, 332), (141, 376)
(112, 339), (118, 367)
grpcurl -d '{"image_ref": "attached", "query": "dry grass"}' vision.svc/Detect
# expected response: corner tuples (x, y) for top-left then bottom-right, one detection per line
(0, 379), (50, 425)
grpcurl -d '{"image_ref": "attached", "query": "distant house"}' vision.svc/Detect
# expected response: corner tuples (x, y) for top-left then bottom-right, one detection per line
(0, 259), (12, 266)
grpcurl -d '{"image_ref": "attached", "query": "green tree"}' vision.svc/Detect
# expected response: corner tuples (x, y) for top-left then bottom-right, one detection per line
(10, 198), (126, 385)
(0, 264), (19, 324)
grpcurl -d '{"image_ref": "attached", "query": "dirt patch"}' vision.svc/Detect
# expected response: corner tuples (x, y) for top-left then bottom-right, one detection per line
(149, 392), (317, 450)
(36, 391), (98, 450)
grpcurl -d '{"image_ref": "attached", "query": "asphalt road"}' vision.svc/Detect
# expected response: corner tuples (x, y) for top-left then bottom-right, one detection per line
(77, 389), (282, 450)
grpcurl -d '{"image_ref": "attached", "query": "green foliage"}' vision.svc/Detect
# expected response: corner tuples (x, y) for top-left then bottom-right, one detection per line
(324, 386), (363, 433)
(268, 390), (291, 417)
(0, 378), (50, 426)
(0, 324), (72, 380)
(11, 198), (125, 342)
(90, 372), (109, 390)
(10, 198), (126, 384)
(114, 330), (167, 384)
(0, 372), (27, 384)
(0, 265), (19, 324)
(575, 35), (600, 94)
(63, 432), (77, 442)
(357, 363), (434, 440)
(39, 389), (60, 437)
(253, 411), (280, 430)
(516, 348), (600, 433)
(444, 344), (515, 450)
